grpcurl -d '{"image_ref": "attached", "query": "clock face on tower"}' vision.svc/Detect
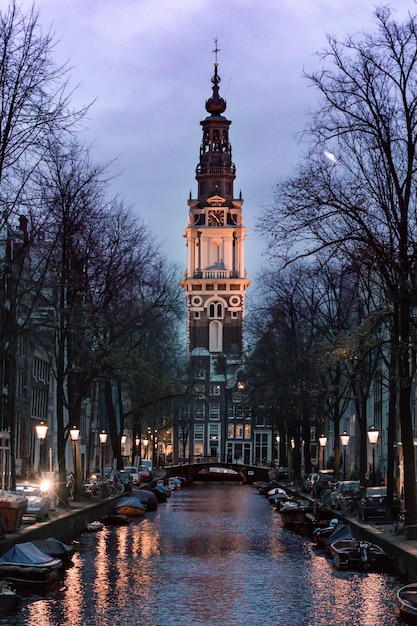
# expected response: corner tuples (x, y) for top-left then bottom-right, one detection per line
(208, 209), (224, 226)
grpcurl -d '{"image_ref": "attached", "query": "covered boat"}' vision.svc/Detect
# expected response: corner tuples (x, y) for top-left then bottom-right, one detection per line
(133, 489), (158, 511)
(116, 496), (146, 517)
(150, 484), (171, 503)
(397, 583), (417, 622)
(267, 487), (289, 506)
(32, 537), (74, 568)
(330, 539), (391, 571)
(197, 467), (241, 481)
(313, 521), (353, 549)
(0, 542), (62, 588)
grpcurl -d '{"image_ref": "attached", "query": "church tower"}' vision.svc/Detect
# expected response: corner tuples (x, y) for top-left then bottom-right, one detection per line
(179, 47), (251, 465)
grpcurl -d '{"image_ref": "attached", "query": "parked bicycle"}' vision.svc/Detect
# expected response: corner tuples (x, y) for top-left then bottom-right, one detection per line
(393, 510), (406, 536)
(339, 486), (365, 516)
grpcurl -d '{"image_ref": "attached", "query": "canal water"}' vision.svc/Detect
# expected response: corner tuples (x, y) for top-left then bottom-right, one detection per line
(0, 482), (407, 625)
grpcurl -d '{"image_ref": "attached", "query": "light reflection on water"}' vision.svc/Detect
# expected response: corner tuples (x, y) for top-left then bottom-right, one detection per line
(0, 483), (406, 625)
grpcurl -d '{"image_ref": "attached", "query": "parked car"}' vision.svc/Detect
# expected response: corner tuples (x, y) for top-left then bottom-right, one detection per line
(312, 469), (335, 498)
(14, 482), (50, 521)
(90, 467), (114, 480)
(303, 472), (318, 493)
(123, 466), (140, 485)
(328, 480), (361, 509)
(275, 466), (289, 480)
(138, 464), (152, 482)
(357, 486), (401, 521)
(141, 460), (153, 473)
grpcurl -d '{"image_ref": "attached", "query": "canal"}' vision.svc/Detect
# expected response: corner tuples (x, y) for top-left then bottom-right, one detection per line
(0, 482), (406, 625)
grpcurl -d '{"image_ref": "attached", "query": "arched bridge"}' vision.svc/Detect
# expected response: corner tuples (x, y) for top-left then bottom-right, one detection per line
(164, 462), (271, 484)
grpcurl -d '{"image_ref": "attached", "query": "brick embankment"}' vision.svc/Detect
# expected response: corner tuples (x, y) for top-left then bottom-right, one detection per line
(0, 473), (168, 558)
(281, 480), (417, 583)
(0, 496), (120, 557)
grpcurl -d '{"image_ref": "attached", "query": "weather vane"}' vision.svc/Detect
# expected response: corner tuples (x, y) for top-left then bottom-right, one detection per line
(212, 38), (220, 63)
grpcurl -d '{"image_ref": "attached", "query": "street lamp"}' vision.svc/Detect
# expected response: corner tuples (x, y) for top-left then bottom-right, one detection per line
(98, 430), (108, 479)
(69, 426), (80, 500)
(35, 421), (48, 474)
(121, 434), (127, 459)
(319, 434), (327, 470)
(135, 436), (140, 465)
(340, 431), (350, 479)
(143, 437), (149, 460)
(367, 425), (379, 486)
(276, 434), (280, 466)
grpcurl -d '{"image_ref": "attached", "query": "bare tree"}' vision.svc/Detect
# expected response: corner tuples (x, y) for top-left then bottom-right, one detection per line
(0, 0), (88, 487)
(258, 7), (417, 523)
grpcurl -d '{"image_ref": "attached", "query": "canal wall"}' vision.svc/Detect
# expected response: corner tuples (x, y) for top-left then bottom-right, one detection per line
(283, 481), (417, 583)
(0, 497), (118, 557)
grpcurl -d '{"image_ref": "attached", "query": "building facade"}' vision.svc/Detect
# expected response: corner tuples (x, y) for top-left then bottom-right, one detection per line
(178, 56), (255, 465)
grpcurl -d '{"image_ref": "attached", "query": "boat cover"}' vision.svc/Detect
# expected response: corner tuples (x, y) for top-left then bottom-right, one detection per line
(0, 542), (58, 565)
(32, 538), (74, 561)
(325, 523), (354, 546)
(117, 496), (145, 510)
(133, 489), (158, 510)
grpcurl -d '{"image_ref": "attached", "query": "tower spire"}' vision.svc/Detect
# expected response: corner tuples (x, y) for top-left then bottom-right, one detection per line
(212, 37), (220, 63)
(206, 38), (226, 116)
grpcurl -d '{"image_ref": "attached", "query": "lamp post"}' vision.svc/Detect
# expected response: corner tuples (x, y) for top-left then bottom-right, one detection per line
(367, 425), (379, 486)
(340, 431), (350, 479)
(99, 430), (107, 479)
(143, 437), (149, 460)
(276, 434), (280, 466)
(35, 421), (48, 475)
(135, 436), (140, 466)
(319, 434), (327, 470)
(69, 426), (80, 500)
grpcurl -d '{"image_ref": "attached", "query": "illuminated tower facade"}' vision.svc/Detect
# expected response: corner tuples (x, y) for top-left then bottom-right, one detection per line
(179, 51), (251, 465)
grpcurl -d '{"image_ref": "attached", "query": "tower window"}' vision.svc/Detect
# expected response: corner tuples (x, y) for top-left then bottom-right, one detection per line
(208, 302), (223, 319)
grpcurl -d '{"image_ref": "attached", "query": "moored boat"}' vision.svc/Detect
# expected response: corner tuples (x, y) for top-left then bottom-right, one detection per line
(101, 512), (131, 526)
(150, 484), (171, 503)
(313, 520), (352, 549)
(0, 542), (62, 589)
(133, 489), (158, 511)
(196, 467), (241, 481)
(32, 537), (74, 568)
(267, 487), (289, 505)
(85, 520), (104, 532)
(330, 539), (391, 571)
(397, 583), (417, 622)
(116, 496), (146, 517)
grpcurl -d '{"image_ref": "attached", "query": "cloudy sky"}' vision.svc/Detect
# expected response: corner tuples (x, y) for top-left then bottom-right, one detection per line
(16, 0), (417, 282)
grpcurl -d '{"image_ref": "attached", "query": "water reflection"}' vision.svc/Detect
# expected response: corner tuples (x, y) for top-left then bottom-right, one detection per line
(0, 483), (405, 625)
